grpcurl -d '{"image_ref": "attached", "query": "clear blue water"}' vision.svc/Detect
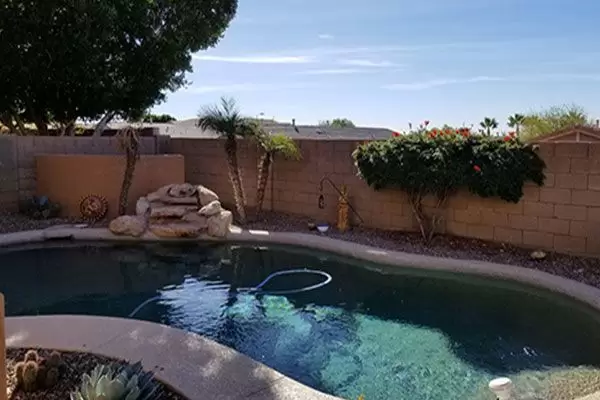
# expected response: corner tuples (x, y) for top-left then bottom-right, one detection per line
(2, 242), (600, 400)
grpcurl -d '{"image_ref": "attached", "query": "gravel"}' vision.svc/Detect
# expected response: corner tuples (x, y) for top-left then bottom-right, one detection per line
(6, 348), (187, 400)
(1, 210), (599, 290)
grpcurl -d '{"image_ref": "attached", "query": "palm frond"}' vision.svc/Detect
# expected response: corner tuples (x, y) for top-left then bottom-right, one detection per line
(197, 96), (257, 139)
(256, 132), (301, 160)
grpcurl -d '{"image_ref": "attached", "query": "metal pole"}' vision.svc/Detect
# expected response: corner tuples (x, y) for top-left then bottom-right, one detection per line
(0, 293), (7, 400)
(489, 377), (514, 400)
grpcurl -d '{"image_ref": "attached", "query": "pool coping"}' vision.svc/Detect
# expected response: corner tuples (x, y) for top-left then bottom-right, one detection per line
(2, 225), (600, 311)
(2, 225), (600, 400)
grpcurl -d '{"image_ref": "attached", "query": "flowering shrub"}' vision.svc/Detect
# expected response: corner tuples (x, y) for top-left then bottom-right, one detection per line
(352, 127), (545, 240)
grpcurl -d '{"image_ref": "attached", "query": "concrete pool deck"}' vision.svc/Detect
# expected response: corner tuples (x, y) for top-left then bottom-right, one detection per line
(2, 224), (600, 400)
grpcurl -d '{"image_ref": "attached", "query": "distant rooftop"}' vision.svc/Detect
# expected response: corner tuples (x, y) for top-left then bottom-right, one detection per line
(101, 118), (395, 140)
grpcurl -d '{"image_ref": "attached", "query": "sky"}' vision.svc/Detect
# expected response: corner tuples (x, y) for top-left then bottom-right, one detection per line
(151, 0), (600, 131)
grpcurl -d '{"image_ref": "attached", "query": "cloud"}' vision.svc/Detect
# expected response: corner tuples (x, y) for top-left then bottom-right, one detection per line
(192, 54), (315, 64)
(383, 73), (600, 91)
(296, 68), (368, 75)
(383, 76), (505, 90)
(318, 34), (334, 40)
(339, 59), (396, 67)
(184, 82), (314, 94)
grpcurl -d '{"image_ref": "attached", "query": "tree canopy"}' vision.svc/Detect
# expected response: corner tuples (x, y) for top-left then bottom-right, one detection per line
(0, 0), (237, 134)
(520, 104), (590, 140)
(319, 118), (356, 128)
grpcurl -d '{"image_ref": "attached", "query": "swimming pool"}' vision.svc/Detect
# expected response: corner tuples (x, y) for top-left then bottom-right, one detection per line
(2, 241), (600, 400)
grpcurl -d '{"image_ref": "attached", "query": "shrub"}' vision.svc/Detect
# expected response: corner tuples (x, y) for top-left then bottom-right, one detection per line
(19, 195), (61, 219)
(352, 128), (545, 240)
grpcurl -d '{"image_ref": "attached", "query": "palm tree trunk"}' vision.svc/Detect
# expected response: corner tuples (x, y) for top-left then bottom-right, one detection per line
(255, 152), (272, 217)
(118, 149), (138, 216)
(225, 138), (246, 223)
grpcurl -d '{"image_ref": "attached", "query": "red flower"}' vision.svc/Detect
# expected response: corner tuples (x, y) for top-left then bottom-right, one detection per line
(424, 120), (430, 126)
(392, 131), (400, 137)
(503, 135), (511, 142)
(473, 165), (481, 172)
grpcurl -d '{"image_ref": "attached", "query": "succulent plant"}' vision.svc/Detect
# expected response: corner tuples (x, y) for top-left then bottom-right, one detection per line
(14, 349), (64, 392)
(70, 361), (163, 400)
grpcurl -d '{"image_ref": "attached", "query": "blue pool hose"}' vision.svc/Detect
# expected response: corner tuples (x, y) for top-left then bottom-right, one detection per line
(129, 269), (332, 318)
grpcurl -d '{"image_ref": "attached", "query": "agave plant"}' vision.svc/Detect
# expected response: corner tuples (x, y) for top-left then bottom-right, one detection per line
(70, 361), (162, 400)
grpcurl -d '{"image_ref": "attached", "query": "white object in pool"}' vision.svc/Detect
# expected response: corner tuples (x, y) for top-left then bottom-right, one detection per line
(488, 377), (514, 400)
(316, 224), (329, 233)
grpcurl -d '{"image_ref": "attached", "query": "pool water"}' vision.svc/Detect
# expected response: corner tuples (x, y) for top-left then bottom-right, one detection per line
(2, 242), (600, 400)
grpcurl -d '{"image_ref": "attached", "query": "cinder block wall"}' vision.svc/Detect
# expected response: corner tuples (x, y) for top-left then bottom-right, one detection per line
(171, 138), (600, 256)
(0, 133), (166, 212)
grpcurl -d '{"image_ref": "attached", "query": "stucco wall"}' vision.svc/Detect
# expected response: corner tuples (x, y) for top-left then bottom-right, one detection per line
(171, 138), (600, 256)
(36, 154), (184, 218)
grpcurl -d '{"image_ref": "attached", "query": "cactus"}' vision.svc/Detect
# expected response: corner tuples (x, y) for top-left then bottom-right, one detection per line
(70, 361), (163, 400)
(14, 349), (64, 392)
(22, 360), (39, 392)
(24, 349), (39, 363)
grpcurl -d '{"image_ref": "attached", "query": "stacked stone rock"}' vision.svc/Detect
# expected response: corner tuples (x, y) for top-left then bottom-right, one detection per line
(108, 183), (233, 238)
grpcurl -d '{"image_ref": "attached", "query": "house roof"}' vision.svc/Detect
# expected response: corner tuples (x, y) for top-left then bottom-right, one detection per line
(123, 119), (395, 140)
(529, 125), (600, 143)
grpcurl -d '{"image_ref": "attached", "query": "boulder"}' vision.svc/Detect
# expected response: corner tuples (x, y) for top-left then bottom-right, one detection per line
(182, 212), (209, 229)
(167, 183), (196, 198)
(146, 185), (172, 202)
(149, 222), (202, 238)
(197, 185), (219, 206)
(109, 216), (147, 237)
(159, 195), (198, 206)
(208, 210), (233, 238)
(198, 200), (222, 217)
(150, 205), (198, 219)
(136, 197), (150, 216)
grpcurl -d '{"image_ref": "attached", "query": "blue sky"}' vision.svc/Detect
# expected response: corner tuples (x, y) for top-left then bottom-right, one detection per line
(152, 0), (600, 131)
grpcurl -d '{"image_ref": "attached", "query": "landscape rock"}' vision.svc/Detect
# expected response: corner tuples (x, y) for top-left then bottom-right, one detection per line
(159, 195), (198, 205)
(208, 210), (233, 238)
(168, 183), (196, 198)
(182, 212), (209, 228)
(146, 185), (172, 202)
(109, 215), (146, 237)
(197, 185), (219, 206)
(149, 223), (202, 238)
(199, 200), (223, 217)
(150, 205), (198, 219)
(136, 197), (150, 216)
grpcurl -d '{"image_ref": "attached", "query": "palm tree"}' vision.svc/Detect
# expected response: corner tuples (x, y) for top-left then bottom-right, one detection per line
(197, 97), (257, 223)
(479, 117), (499, 136)
(507, 113), (525, 136)
(254, 131), (301, 216)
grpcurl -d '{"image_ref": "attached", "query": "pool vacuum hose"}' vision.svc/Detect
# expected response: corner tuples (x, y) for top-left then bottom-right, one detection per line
(129, 269), (332, 318)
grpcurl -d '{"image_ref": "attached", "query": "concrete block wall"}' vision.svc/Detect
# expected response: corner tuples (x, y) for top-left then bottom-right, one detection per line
(0, 134), (163, 212)
(171, 137), (600, 257)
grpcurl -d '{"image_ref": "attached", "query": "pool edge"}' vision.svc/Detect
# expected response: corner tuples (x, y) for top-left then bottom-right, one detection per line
(5, 315), (341, 400)
(2, 226), (600, 312)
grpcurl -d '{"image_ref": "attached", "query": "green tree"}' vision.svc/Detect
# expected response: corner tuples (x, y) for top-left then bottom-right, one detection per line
(0, 0), (237, 135)
(507, 113), (526, 136)
(319, 118), (356, 128)
(520, 104), (590, 141)
(479, 117), (499, 136)
(254, 132), (301, 216)
(197, 97), (257, 223)
(142, 114), (177, 123)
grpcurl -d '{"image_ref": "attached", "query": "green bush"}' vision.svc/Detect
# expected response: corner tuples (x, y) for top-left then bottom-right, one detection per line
(353, 129), (546, 239)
